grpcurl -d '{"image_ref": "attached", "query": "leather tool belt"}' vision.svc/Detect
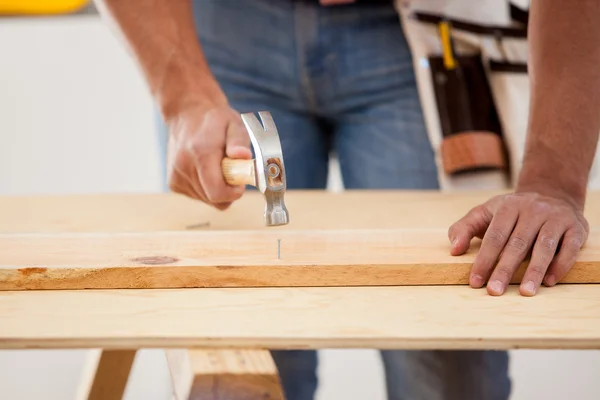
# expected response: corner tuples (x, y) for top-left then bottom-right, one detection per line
(413, 5), (528, 177)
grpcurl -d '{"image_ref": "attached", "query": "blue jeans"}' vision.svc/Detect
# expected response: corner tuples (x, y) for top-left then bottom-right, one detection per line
(155, 0), (511, 399)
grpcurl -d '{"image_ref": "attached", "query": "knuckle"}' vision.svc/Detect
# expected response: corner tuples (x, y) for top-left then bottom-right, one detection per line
(568, 235), (584, 249)
(447, 224), (457, 238)
(189, 140), (211, 157)
(494, 266), (514, 281)
(507, 235), (528, 252)
(463, 220), (478, 235)
(471, 204), (487, 215)
(203, 106), (222, 121)
(205, 186), (240, 204)
(526, 264), (547, 282)
(502, 194), (516, 202)
(464, 206), (486, 229)
(531, 200), (551, 214)
(539, 234), (557, 251)
(203, 187), (222, 203)
(503, 193), (522, 205)
(473, 255), (495, 273)
(496, 202), (515, 218)
(485, 228), (506, 248)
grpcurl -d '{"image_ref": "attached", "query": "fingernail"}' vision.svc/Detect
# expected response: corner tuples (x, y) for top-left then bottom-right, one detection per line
(522, 280), (536, 295)
(451, 237), (458, 246)
(488, 280), (503, 295)
(470, 273), (484, 287)
(545, 274), (556, 286)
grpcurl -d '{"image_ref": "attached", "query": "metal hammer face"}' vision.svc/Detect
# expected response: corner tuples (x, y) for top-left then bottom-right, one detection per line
(221, 111), (289, 227)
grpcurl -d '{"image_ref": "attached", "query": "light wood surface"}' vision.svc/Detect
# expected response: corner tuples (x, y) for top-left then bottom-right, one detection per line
(2, 228), (600, 290)
(1, 189), (599, 231)
(0, 190), (524, 233)
(2, 284), (600, 350)
(166, 349), (284, 400)
(2, 190), (600, 351)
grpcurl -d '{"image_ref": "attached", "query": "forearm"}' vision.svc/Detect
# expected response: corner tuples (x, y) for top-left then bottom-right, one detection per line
(517, 0), (600, 207)
(94, 0), (225, 119)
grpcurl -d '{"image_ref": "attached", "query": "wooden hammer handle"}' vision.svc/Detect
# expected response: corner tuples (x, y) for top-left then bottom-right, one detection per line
(221, 158), (255, 186)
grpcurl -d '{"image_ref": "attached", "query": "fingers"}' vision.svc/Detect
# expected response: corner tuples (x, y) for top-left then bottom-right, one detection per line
(469, 201), (519, 288)
(518, 221), (564, 296)
(451, 192), (589, 297)
(485, 211), (546, 296)
(544, 227), (587, 287)
(167, 135), (208, 202)
(194, 109), (247, 205)
(225, 111), (252, 159)
(447, 203), (495, 256)
(165, 106), (251, 210)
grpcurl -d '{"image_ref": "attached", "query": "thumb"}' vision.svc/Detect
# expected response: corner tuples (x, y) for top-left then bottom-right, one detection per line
(225, 114), (252, 159)
(447, 203), (494, 256)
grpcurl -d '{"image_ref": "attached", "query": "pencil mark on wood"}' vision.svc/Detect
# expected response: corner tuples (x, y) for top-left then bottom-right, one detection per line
(186, 221), (211, 229)
(130, 256), (178, 265)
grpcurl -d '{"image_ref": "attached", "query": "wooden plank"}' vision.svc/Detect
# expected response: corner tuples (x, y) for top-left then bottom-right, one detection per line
(166, 349), (284, 400)
(2, 228), (600, 290)
(75, 349), (136, 400)
(2, 284), (600, 350)
(6, 190), (600, 233)
(2, 191), (600, 353)
(0, 190), (517, 233)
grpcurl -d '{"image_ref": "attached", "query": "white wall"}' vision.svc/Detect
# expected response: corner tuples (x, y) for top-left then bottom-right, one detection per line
(1, 14), (600, 400)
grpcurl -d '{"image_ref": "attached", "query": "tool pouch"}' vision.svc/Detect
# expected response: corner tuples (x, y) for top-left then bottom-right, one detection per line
(428, 53), (508, 176)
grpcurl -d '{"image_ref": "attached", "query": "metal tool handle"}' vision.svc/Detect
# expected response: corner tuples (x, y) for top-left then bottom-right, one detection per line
(221, 158), (256, 186)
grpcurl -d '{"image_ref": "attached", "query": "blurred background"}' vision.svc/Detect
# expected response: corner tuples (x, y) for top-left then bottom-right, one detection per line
(1, 1), (600, 399)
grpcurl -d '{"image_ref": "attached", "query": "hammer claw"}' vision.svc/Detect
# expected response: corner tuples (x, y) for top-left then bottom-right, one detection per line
(236, 111), (289, 227)
(257, 111), (278, 133)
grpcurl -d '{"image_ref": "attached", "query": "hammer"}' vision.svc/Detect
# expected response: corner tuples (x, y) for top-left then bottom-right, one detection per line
(221, 111), (289, 227)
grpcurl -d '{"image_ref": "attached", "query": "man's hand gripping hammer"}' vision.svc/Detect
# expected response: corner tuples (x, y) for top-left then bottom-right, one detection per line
(221, 111), (289, 227)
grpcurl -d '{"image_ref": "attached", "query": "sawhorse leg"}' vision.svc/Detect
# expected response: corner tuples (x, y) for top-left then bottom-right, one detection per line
(76, 349), (137, 400)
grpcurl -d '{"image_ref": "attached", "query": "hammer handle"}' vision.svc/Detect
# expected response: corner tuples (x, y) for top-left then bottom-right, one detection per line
(221, 158), (256, 186)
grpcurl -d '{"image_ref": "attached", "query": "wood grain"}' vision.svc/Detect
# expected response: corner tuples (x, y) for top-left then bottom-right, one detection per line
(2, 190), (600, 233)
(166, 349), (284, 400)
(2, 284), (600, 350)
(0, 190), (533, 233)
(2, 191), (600, 351)
(2, 228), (600, 290)
(221, 158), (256, 187)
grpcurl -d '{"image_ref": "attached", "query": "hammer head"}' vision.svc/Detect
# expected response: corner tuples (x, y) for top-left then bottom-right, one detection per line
(240, 111), (289, 227)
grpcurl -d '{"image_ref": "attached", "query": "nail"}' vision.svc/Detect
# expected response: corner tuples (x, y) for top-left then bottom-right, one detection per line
(488, 280), (503, 295)
(522, 280), (536, 295)
(545, 274), (556, 286)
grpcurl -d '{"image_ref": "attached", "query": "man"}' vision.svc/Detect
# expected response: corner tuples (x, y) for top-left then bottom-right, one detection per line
(95, 0), (599, 399)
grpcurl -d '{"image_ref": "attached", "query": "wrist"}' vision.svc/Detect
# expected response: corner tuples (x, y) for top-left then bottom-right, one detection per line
(516, 147), (588, 209)
(154, 52), (227, 122)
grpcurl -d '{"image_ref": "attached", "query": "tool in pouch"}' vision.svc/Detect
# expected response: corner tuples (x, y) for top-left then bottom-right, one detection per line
(430, 19), (508, 176)
(221, 111), (289, 227)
